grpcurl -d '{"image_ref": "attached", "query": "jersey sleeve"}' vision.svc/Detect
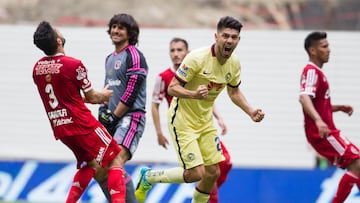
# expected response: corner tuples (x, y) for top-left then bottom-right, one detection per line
(152, 75), (165, 104)
(300, 67), (317, 98)
(121, 46), (148, 107)
(74, 61), (92, 93)
(228, 59), (241, 88)
(174, 52), (200, 83)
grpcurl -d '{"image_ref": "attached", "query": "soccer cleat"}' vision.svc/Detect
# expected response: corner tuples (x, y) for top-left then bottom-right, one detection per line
(135, 167), (152, 203)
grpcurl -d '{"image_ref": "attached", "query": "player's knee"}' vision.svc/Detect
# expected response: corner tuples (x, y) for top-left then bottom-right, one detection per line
(183, 166), (204, 182)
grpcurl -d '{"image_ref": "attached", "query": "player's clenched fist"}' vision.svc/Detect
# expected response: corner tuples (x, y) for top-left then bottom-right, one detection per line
(251, 109), (265, 122)
(195, 85), (208, 99)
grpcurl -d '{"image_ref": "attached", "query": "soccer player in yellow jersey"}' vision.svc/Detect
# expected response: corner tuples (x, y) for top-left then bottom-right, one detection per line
(135, 16), (265, 203)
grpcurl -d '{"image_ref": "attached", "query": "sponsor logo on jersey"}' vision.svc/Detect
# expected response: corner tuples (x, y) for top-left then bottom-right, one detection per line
(177, 64), (188, 77)
(107, 79), (121, 86)
(35, 61), (62, 75)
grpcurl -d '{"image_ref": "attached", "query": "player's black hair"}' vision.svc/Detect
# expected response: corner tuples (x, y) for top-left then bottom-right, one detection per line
(304, 31), (327, 54)
(170, 37), (189, 50)
(107, 13), (139, 45)
(217, 16), (243, 33)
(33, 21), (58, 55)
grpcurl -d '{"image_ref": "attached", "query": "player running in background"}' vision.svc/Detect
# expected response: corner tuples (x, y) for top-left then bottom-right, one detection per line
(299, 31), (360, 203)
(151, 37), (232, 203)
(136, 16), (265, 203)
(32, 21), (125, 202)
(97, 13), (148, 203)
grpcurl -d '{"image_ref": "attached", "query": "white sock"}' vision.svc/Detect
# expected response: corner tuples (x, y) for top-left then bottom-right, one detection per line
(146, 167), (185, 184)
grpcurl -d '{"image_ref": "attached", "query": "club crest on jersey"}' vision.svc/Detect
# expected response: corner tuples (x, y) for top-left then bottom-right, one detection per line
(225, 73), (231, 82)
(186, 153), (196, 162)
(114, 60), (121, 70)
(76, 66), (87, 80)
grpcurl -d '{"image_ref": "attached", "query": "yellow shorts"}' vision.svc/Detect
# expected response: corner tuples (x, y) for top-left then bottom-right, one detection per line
(168, 121), (225, 169)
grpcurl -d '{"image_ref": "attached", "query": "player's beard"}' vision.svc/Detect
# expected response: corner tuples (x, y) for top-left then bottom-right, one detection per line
(112, 38), (127, 46)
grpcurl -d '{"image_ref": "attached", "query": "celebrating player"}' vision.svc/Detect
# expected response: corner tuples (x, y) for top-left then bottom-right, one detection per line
(136, 16), (264, 203)
(151, 37), (233, 203)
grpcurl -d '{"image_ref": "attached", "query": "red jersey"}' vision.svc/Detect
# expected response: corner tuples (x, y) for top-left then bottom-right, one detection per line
(33, 54), (99, 140)
(300, 62), (337, 142)
(152, 67), (176, 106)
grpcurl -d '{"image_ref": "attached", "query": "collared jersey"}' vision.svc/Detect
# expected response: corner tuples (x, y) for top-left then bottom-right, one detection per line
(169, 44), (241, 129)
(105, 45), (148, 113)
(33, 54), (98, 139)
(300, 62), (337, 141)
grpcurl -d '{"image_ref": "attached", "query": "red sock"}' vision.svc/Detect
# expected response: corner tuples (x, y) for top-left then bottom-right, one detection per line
(108, 166), (126, 203)
(209, 184), (219, 203)
(332, 171), (358, 203)
(66, 166), (95, 203)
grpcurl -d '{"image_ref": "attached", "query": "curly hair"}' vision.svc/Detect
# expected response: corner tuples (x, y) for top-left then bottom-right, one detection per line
(107, 13), (140, 45)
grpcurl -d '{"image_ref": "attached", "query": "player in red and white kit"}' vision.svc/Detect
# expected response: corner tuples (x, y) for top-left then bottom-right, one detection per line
(299, 31), (360, 203)
(32, 21), (126, 203)
(151, 37), (232, 203)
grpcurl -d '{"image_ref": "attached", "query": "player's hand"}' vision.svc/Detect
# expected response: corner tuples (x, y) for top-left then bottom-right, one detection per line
(340, 105), (353, 116)
(315, 119), (330, 138)
(157, 133), (169, 149)
(98, 105), (119, 135)
(251, 109), (265, 122)
(217, 117), (227, 135)
(195, 85), (208, 99)
(102, 84), (113, 103)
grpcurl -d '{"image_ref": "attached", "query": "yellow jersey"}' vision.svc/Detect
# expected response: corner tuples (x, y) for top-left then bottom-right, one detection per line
(168, 44), (241, 130)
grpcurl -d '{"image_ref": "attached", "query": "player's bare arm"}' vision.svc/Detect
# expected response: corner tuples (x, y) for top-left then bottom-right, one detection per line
(213, 105), (227, 135)
(168, 77), (208, 99)
(299, 94), (329, 137)
(226, 86), (264, 122)
(84, 85), (113, 104)
(151, 102), (169, 149)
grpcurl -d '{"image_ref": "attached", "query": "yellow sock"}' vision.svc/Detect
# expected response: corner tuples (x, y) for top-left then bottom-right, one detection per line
(191, 188), (210, 203)
(146, 167), (185, 184)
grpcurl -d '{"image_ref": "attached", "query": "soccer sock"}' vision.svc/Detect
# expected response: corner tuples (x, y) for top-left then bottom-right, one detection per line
(217, 159), (232, 187)
(208, 183), (219, 203)
(99, 171), (137, 203)
(66, 166), (95, 203)
(108, 166), (126, 203)
(332, 171), (358, 203)
(124, 172), (138, 203)
(98, 177), (111, 202)
(146, 167), (185, 184)
(191, 187), (210, 203)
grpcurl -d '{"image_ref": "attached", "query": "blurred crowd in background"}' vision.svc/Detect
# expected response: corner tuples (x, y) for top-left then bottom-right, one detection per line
(0, 0), (359, 30)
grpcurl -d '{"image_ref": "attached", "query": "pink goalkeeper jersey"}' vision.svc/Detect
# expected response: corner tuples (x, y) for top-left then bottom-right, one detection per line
(300, 62), (337, 140)
(33, 54), (99, 140)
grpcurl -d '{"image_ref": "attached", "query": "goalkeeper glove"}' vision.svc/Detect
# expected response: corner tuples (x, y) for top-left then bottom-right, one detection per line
(98, 105), (120, 136)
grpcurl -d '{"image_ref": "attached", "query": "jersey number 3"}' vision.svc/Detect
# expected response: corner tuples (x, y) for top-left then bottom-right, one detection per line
(45, 84), (59, 109)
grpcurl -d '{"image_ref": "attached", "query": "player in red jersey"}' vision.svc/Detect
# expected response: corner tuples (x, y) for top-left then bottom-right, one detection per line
(151, 37), (232, 203)
(299, 31), (360, 203)
(32, 21), (126, 203)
